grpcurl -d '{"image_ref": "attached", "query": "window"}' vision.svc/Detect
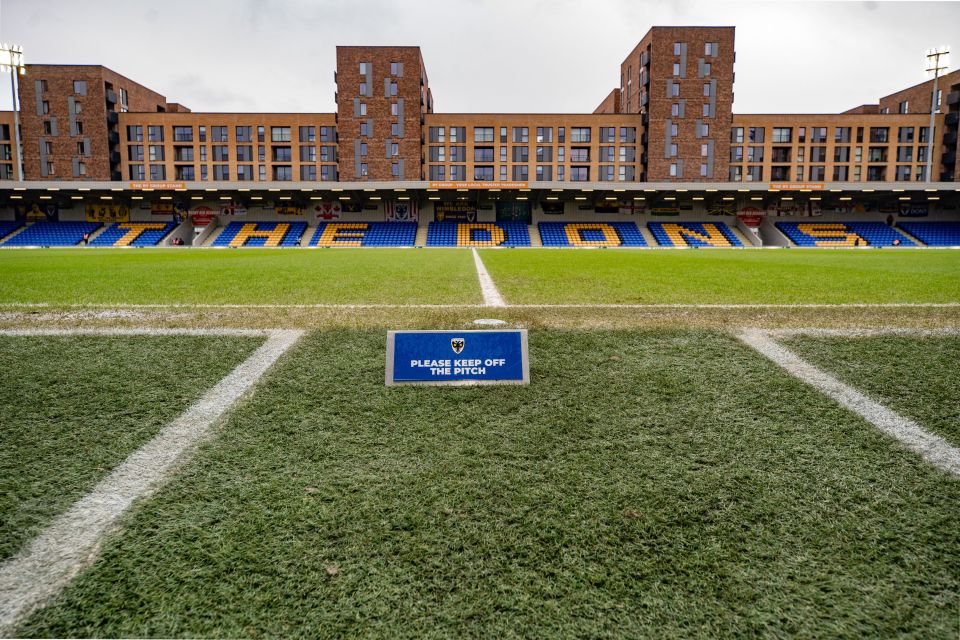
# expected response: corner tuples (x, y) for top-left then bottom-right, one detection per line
(619, 166), (635, 181)
(670, 123), (678, 137)
(391, 123), (399, 137)
(200, 146), (207, 162)
(705, 42), (716, 56)
(748, 146), (764, 163)
(173, 146), (192, 162)
(669, 163), (678, 177)
(390, 61), (399, 75)
(359, 62), (368, 74)
(236, 165), (253, 181)
(672, 103), (680, 117)
(320, 166), (336, 181)
(300, 146), (316, 162)
(212, 145), (229, 162)
(271, 126), (291, 142)
(320, 126), (335, 142)
(273, 166), (293, 181)
(570, 127), (591, 143)
(535, 165), (553, 181)
(500, 127), (508, 143)
(899, 100), (909, 114)
(731, 127), (744, 143)
(149, 145), (165, 161)
(669, 143), (678, 157)
(428, 165), (445, 180)
(896, 146), (913, 162)
(557, 147), (565, 163)
(512, 127), (529, 143)
(391, 143), (399, 157)
(320, 145), (336, 162)
(236, 145), (253, 162)
(73, 80), (86, 94)
(570, 147), (590, 162)
(810, 127), (827, 143)
(359, 82), (367, 95)
(474, 166), (494, 181)
(673, 42), (682, 55)
(145, 126), (163, 142)
(257, 126), (265, 142)
(43, 121), (52, 135)
(75, 122), (83, 135)
(150, 165), (166, 180)
(175, 165), (195, 181)
(570, 166), (589, 181)
(475, 147), (494, 162)
(867, 147), (887, 163)
(558, 127), (565, 143)
(833, 166), (849, 181)
(299, 126), (315, 142)
(360, 122), (369, 137)
(475, 127), (494, 142)
(129, 164), (145, 180)
(729, 166), (743, 181)
(702, 103), (711, 117)
(771, 147), (791, 163)
(869, 127), (889, 143)
(41, 100), (49, 114)
(173, 126), (193, 142)
(429, 127), (445, 143)
(746, 166), (763, 182)
(673, 62), (681, 76)
(43, 141), (53, 155)
(772, 127), (792, 143)
(74, 102), (82, 115)
(701, 143), (709, 157)
(701, 123), (709, 136)
(360, 142), (368, 157)
(360, 163), (368, 176)
(390, 103), (398, 117)
(703, 62), (711, 76)
(898, 127), (914, 143)
(919, 127), (930, 143)
(359, 103), (367, 116)
(536, 127), (553, 143)
(259, 165), (266, 181)
(748, 127), (764, 143)
(258, 145), (265, 162)
(835, 127), (851, 143)
(429, 146), (445, 162)
(214, 165), (230, 180)
(809, 166), (825, 181)
(389, 81), (398, 96)
(620, 127), (636, 143)
(127, 125), (143, 142)
(730, 146), (743, 162)
(128, 145), (144, 161)
(810, 147), (827, 162)
(671, 82), (680, 97)
(300, 165), (316, 181)
(703, 84), (711, 97)
(866, 166), (886, 181)
(834, 146), (850, 162)
(450, 165), (466, 180)
(450, 127), (465, 143)
(512, 146), (529, 162)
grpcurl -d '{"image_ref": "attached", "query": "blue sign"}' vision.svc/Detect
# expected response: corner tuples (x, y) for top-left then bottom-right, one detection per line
(386, 330), (529, 386)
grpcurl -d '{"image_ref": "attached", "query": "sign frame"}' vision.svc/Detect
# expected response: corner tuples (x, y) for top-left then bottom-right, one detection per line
(386, 329), (529, 387)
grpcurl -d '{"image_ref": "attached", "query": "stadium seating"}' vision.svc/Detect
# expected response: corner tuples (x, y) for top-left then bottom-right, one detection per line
(775, 221), (916, 247)
(538, 222), (647, 247)
(427, 222), (531, 247)
(896, 221), (960, 247)
(89, 222), (177, 247)
(0, 220), (23, 243)
(647, 221), (743, 247)
(2, 221), (102, 246)
(310, 222), (416, 246)
(212, 221), (307, 247)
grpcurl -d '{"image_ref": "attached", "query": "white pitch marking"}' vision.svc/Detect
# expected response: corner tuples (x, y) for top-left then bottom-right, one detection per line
(0, 328), (305, 636)
(737, 328), (960, 477)
(3, 302), (959, 310)
(471, 248), (507, 307)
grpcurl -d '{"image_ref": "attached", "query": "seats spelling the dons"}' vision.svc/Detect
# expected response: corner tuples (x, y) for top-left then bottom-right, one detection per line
(212, 221), (307, 247)
(0, 220), (23, 242)
(426, 222), (531, 247)
(647, 221), (743, 247)
(310, 222), (416, 247)
(89, 222), (177, 247)
(3, 221), (102, 246)
(775, 222), (916, 247)
(538, 222), (647, 247)
(896, 221), (960, 247)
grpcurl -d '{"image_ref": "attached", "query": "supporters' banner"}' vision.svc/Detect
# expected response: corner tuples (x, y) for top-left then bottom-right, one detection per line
(275, 205), (303, 216)
(708, 203), (736, 216)
(220, 201), (247, 216)
(737, 207), (765, 228)
(342, 202), (363, 213)
(899, 203), (929, 217)
(386, 201), (419, 223)
(16, 202), (59, 222)
(594, 203), (621, 214)
(86, 203), (129, 223)
(540, 202), (564, 215)
(495, 201), (530, 223)
(314, 202), (342, 220)
(190, 205), (215, 226)
(434, 202), (476, 222)
(151, 203), (174, 216)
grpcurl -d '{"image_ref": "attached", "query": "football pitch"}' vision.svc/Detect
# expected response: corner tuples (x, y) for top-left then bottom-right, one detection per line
(0, 248), (958, 637)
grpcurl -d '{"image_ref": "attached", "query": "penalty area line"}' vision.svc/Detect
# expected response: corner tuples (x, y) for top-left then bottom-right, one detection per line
(737, 328), (960, 477)
(0, 328), (305, 636)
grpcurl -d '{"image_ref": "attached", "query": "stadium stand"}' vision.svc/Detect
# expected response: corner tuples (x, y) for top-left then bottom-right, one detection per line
(775, 221), (916, 247)
(0, 220), (23, 242)
(212, 221), (307, 247)
(2, 221), (102, 246)
(896, 221), (960, 247)
(647, 221), (743, 247)
(310, 222), (416, 247)
(89, 222), (177, 247)
(427, 222), (531, 247)
(538, 222), (647, 247)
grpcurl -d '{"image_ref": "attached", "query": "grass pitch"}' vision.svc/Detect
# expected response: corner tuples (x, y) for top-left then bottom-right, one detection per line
(480, 249), (960, 305)
(19, 330), (960, 638)
(0, 334), (262, 560)
(785, 334), (960, 447)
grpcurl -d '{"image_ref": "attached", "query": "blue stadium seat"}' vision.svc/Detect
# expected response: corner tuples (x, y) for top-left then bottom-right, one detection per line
(426, 222), (530, 247)
(897, 221), (960, 247)
(538, 222), (647, 247)
(2, 221), (102, 247)
(89, 222), (177, 247)
(212, 221), (307, 247)
(648, 221), (743, 247)
(310, 222), (416, 246)
(0, 220), (23, 243)
(776, 221), (915, 247)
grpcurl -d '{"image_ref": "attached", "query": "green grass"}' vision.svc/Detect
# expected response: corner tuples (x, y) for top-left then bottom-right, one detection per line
(0, 249), (480, 305)
(20, 330), (960, 638)
(785, 334), (960, 447)
(0, 334), (262, 560)
(480, 249), (960, 304)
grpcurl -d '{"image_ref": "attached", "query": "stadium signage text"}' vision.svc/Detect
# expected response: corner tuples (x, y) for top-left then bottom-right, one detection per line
(769, 183), (825, 191)
(386, 330), (529, 386)
(128, 182), (187, 190)
(428, 181), (529, 189)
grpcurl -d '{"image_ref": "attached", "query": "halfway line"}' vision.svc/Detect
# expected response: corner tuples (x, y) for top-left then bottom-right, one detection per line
(471, 248), (506, 307)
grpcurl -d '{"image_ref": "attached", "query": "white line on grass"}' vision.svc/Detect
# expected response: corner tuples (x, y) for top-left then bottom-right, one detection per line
(0, 328), (305, 636)
(471, 248), (506, 307)
(737, 328), (960, 477)
(3, 302), (960, 310)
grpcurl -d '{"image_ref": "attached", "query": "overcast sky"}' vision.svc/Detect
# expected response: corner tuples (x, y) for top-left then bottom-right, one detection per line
(0, 0), (957, 115)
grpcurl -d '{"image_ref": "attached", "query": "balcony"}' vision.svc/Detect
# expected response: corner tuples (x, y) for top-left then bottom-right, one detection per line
(106, 111), (118, 125)
(942, 151), (956, 166)
(105, 89), (116, 104)
(946, 112), (959, 126)
(944, 132), (958, 146)
(107, 131), (120, 145)
(110, 170), (122, 181)
(947, 90), (959, 106)
(109, 151), (121, 164)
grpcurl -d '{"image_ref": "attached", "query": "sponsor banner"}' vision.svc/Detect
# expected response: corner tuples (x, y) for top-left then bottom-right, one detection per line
(386, 201), (419, 222)
(129, 182), (186, 190)
(313, 201), (342, 220)
(386, 330), (529, 386)
(429, 181), (528, 189)
(219, 201), (247, 216)
(434, 202), (477, 222)
(540, 201), (564, 215)
(899, 203), (929, 217)
(495, 201), (531, 222)
(151, 203), (175, 216)
(85, 203), (129, 223)
(190, 205), (215, 227)
(737, 206), (765, 227)
(16, 202), (59, 222)
(769, 183), (824, 191)
(342, 202), (363, 213)
(275, 205), (303, 216)
(594, 203), (620, 214)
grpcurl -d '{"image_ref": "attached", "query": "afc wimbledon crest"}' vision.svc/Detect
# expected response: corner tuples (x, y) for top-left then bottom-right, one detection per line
(451, 338), (465, 354)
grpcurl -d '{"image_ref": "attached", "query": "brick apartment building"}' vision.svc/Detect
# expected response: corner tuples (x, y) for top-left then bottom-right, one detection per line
(2, 26), (958, 186)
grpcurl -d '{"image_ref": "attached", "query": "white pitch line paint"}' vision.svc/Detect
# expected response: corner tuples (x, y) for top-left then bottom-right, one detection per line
(0, 327), (273, 337)
(471, 248), (507, 307)
(765, 327), (960, 339)
(3, 302), (960, 310)
(737, 328), (960, 477)
(0, 328), (305, 636)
